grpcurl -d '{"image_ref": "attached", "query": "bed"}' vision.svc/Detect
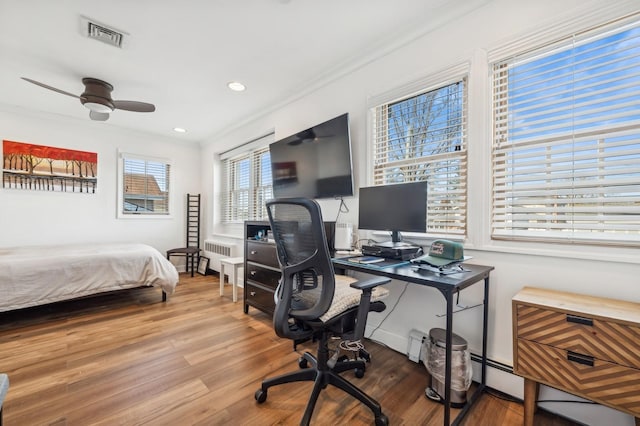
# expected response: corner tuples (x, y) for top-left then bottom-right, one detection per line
(0, 243), (179, 312)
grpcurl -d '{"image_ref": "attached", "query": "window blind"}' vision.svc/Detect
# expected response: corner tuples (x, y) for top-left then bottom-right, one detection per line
(122, 156), (170, 215)
(371, 78), (468, 236)
(221, 146), (272, 223)
(491, 16), (640, 245)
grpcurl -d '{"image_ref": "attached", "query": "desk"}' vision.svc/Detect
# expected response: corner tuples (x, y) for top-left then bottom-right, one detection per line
(333, 258), (494, 426)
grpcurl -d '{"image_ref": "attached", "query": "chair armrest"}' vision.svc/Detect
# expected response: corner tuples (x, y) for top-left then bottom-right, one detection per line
(350, 276), (391, 291)
(347, 277), (391, 342)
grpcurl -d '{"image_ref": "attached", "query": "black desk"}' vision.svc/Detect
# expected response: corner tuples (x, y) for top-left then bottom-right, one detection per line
(332, 258), (494, 426)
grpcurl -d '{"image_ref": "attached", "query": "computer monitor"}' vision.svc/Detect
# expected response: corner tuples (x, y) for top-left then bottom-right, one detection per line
(358, 181), (428, 247)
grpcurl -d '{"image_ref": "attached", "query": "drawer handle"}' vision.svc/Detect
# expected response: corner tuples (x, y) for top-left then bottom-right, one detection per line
(250, 250), (258, 255)
(567, 351), (594, 367)
(250, 271), (257, 276)
(250, 291), (256, 296)
(566, 314), (593, 326)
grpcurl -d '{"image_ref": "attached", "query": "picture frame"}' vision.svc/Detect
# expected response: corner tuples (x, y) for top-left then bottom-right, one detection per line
(197, 256), (209, 275)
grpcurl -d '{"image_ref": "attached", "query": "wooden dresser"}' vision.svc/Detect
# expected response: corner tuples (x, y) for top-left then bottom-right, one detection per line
(243, 221), (280, 316)
(512, 287), (640, 426)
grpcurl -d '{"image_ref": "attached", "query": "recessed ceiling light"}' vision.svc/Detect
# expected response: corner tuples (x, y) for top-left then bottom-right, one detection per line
(227, 81), (246, 92)
(173, 127), (187, 133)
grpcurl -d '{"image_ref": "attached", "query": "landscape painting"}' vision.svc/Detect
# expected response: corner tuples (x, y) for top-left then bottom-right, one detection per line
(2, 140), (97, 193)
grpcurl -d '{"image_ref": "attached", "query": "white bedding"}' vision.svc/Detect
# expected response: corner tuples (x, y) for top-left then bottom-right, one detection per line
(0, 243), (179, 312)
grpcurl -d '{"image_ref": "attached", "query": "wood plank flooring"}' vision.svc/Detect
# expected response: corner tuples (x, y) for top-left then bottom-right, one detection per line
(0, 274), (580, 425)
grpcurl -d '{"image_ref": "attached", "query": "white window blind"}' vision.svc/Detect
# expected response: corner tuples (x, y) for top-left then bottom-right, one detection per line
(491, 16), (640, 245)
(371, 77), (468, 236)
(121, 155), (170, 215)
(221, 146), (273, 223)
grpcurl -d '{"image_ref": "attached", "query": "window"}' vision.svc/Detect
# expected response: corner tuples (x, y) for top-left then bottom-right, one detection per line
(371, 75), (468, 237)
(491, 16), (640, 245)
(118, 152), (171, 217)
(221, 145), (273, 223)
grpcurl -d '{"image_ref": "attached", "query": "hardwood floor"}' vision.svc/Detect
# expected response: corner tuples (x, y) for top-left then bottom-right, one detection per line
(0, 274), (580, 425)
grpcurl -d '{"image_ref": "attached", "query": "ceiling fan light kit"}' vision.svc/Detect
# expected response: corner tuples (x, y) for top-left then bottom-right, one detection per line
(21, 76), (155, 121)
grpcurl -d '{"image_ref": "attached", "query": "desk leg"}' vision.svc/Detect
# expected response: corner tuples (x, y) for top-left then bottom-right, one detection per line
(523, 378), (539, 426)
(481, 276), (490, 386)
(443, 289), (454, 426)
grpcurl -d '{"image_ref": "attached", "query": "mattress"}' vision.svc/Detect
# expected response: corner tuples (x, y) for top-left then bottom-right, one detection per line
(0, 243), (179, 312)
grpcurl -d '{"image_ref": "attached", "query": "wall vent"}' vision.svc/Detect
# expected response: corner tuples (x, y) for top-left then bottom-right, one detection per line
(80, 16), (128, 48)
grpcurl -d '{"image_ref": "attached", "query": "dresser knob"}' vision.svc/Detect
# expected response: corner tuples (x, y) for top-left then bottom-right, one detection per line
(250, 250), (257, 255)
(250, 291), (256, 296)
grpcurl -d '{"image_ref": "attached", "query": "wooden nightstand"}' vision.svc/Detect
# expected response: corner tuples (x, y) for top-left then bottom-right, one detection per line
(512, 287), (640, 426)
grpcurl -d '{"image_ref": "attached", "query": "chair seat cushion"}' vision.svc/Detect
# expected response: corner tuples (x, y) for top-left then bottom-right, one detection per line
(319, 275), (389, 322)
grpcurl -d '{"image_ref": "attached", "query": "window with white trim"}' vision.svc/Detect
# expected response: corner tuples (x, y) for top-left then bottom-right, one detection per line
(221, 145), (273, 223)
(371, 76), (468, 237)
(118, 153), (171, 216)
(491, 16), (640, 245)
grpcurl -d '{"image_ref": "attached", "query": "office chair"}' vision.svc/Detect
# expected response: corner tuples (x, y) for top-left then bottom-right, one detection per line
(255, 198), (391, 426)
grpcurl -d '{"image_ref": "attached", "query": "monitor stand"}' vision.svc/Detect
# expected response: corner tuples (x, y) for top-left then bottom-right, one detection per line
(374, 231), (416, 249)
(364, 231), (421, 260)
(374, 240), (415, 249)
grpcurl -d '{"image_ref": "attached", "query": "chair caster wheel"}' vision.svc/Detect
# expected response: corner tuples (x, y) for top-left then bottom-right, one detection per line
(255, 389), (267, 403)
(355, 368), (365, 378)
(375, 413), (389, 426)
(298, 357), (308, 369)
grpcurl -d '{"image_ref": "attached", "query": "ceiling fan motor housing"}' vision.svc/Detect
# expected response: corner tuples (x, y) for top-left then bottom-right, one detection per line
(81, 78), (115, 112)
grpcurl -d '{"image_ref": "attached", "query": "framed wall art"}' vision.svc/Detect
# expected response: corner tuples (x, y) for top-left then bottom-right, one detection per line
(2, 140), (97, 193)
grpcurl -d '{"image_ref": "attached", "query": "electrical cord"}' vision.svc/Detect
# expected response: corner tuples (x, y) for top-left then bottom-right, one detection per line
(366, 281), (409, 340)
(334, 197), (349, 223)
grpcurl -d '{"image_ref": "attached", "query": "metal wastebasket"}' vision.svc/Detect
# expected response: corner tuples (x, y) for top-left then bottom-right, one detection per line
(423, 327), (472, 407)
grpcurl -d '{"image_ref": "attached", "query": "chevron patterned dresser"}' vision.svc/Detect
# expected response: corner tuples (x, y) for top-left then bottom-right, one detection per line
(512, 286), (640, 426)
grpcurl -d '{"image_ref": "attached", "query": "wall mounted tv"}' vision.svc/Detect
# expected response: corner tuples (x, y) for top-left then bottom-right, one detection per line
(269, 113), (354, 199)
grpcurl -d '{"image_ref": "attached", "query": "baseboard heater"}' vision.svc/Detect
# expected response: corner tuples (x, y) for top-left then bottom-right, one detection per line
(204, 239), (240, 273)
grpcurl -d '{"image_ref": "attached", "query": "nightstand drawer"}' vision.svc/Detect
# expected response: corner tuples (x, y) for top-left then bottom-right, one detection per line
(246, 241), (279, 268)
(516, 339), (640, 416)
(246, 263), (281, 290)
(516, 304), (640, 369)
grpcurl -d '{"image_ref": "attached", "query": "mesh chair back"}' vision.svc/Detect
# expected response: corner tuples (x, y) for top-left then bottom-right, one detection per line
(266, 198), (336, 340)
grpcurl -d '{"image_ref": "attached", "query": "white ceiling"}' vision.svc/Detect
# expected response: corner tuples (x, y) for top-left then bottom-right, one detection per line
(0, 0), (486, 144)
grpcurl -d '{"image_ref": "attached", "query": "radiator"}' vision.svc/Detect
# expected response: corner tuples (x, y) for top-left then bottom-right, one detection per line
(204, 239), (240, 273)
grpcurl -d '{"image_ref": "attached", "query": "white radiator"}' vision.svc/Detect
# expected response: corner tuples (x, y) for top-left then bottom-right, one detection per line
(204, 239), (240, 273)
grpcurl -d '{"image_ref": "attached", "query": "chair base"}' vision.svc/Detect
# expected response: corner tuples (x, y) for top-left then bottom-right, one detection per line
(255, 340), (388, 426)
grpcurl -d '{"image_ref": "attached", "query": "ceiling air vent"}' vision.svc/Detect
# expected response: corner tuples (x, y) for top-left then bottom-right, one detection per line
(80, 16), (128, 48)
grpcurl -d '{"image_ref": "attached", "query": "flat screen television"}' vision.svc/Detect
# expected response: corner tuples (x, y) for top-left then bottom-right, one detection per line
(270, 113), (354, 199)
(358, 181), (428, 246)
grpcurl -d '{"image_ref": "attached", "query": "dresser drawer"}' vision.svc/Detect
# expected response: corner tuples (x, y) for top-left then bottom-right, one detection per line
(245, 283), (275, 314)
(515, 304), (640, 369)
(516, 339), (640, 416)
(246, 263), (281, 290)
(246, 241), (279, 268)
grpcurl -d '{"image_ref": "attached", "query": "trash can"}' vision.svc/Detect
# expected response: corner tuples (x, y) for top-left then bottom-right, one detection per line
(423, 327), (472, 408)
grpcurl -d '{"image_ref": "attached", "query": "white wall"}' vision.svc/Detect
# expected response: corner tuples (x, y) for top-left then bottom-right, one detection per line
(200, 0), (640, 424)
(0, 106), (201, 253)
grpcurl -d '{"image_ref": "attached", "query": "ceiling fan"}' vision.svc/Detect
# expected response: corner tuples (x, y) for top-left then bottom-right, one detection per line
(21, 77), (155, 121)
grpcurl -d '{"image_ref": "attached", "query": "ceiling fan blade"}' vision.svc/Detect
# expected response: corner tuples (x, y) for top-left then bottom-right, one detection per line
(89, 111), (109, 121)
(113, 100), (155, 112)
(21, 77), (82, 99)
